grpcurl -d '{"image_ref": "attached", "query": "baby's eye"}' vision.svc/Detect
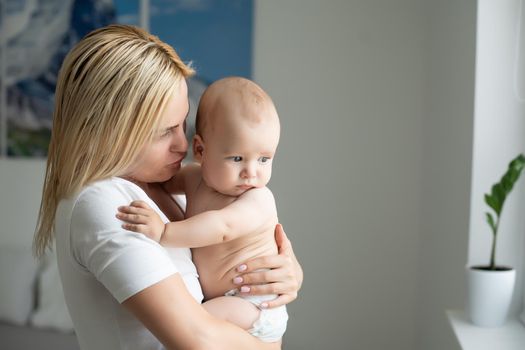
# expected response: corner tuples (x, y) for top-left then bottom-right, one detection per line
(259, 157), (271, 163)
(232, 156), (243, 162)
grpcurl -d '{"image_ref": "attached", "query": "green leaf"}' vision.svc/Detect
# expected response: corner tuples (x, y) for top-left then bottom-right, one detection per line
(485, 212), (497, 235)
(491, 184), (504, 215)
(502, 174), (513, 194)
(484, 153), (525, 239)
(510, 154), (525, 171)
(484, 194), (497, 212)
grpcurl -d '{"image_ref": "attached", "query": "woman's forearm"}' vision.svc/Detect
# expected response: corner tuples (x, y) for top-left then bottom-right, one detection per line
(199, 317), (281, 350)
(123, 274), (280, 349)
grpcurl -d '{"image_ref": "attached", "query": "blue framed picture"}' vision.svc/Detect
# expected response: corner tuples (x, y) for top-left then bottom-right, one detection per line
(0, 0), (253, 157)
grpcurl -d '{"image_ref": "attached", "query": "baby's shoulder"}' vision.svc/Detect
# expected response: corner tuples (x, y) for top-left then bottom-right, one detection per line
(240, 186), (276, 205)
(246, 185), (274, 197)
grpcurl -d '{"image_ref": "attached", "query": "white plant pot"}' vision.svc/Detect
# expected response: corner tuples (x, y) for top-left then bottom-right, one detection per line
(466, 266), (516, 327)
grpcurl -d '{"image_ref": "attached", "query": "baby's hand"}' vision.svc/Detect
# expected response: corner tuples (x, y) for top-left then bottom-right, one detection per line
(116, 200), (165, 242)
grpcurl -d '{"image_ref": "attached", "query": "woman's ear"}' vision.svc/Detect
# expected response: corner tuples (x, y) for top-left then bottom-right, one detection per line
(193, 134), (205, 162)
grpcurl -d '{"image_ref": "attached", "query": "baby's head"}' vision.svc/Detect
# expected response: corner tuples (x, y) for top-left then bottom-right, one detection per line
(194, 77), (280, 196)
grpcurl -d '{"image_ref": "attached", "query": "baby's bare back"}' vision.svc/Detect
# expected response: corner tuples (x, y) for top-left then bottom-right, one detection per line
(186, 183), (278, 300)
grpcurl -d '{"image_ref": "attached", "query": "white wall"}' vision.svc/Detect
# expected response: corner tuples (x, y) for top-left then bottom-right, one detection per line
(416, 1), (477, 349)
(254, 1), (425, 349)
(0, 160), (46, 248)
(469, 0), (525, 318)
(255, 1), (478, 349)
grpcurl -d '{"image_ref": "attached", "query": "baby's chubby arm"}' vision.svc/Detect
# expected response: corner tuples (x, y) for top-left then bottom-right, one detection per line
(116, 187), (277, 247)
(115, 163), (200, 241)
(163, 187), (277, 247)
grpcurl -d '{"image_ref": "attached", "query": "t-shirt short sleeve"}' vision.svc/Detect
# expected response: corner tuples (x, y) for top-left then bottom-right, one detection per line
(70, 183), (178, 303)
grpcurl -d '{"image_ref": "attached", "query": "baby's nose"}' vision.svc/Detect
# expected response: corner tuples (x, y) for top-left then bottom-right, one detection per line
(241, 164), (257, 178)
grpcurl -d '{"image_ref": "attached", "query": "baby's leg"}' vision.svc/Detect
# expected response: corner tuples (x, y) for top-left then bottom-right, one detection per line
(203, 296), (260, 330)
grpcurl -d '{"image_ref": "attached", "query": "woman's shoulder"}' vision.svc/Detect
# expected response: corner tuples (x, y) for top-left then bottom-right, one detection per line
(69, 178), (147, 224)
(75, 177), (145, 202)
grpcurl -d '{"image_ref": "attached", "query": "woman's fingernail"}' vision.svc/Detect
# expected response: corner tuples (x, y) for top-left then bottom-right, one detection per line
(233, 277), (243, 284)
(237, 264), (247, 272)
(260, 302), (268, 309)
(240, 286), (250, 293)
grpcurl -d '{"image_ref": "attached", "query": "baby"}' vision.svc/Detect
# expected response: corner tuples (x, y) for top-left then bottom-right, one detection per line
(117, 77), (288, 343)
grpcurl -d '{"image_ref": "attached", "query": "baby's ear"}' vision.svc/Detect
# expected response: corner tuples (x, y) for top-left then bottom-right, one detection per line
(193, 134), (205, 163)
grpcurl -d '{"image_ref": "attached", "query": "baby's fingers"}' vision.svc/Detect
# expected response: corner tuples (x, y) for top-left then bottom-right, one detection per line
(121, 222), (148, 234)
(117, 204), (149, 215)
(116, 211), (149, 224)
(130, 200), (152, 210)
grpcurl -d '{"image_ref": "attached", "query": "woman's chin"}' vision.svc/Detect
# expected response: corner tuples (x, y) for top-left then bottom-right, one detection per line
(159, 169), (180, 182)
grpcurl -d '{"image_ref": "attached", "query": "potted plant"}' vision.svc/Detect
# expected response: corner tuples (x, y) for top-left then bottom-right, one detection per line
(467, 153), (525, 327)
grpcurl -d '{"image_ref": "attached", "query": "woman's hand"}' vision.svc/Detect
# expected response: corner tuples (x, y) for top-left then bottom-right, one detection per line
(233, 224), (303, 309)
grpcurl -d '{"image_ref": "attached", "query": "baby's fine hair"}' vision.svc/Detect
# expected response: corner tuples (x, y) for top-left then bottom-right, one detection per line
(195, 77), (277, 138)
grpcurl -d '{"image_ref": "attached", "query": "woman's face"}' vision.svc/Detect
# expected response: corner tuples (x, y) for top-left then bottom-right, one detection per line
(126, 79), (190, 184)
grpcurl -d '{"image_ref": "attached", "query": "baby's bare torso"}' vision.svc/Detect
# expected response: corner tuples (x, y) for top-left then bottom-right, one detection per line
(186, 180), (278, 301)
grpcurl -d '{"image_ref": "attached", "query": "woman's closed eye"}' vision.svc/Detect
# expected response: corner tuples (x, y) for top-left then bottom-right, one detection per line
(160, 125), (179, 138)
(160, 129), (172, 138)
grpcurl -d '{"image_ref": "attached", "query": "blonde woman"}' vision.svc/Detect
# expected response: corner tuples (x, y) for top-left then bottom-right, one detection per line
(34, 24), (302, 350)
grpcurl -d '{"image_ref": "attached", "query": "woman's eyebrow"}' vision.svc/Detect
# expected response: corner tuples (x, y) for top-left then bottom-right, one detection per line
(156, 125), (176, 135)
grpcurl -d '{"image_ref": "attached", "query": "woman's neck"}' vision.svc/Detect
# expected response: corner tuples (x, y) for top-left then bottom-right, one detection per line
(120, 176), (185, 222)
(120, 176), (151, 194)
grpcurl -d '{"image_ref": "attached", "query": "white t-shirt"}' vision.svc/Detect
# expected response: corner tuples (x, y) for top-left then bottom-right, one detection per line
(55, 177), (203, 350)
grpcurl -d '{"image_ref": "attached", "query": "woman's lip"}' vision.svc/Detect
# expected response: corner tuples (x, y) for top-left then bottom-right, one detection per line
(168, 159), (183, 167)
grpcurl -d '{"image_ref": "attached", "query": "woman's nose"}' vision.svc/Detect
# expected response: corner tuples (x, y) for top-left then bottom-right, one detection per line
(169, 128), (188, 152)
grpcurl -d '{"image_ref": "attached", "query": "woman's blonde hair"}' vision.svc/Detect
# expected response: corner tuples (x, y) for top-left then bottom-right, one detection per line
(34, 24), (194, 257)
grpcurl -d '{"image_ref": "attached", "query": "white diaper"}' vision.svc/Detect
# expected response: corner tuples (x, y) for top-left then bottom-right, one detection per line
(225, 289), (288, 342)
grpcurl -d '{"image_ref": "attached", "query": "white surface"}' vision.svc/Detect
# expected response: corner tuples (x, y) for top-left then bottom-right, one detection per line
(447, 309), (525, 349)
